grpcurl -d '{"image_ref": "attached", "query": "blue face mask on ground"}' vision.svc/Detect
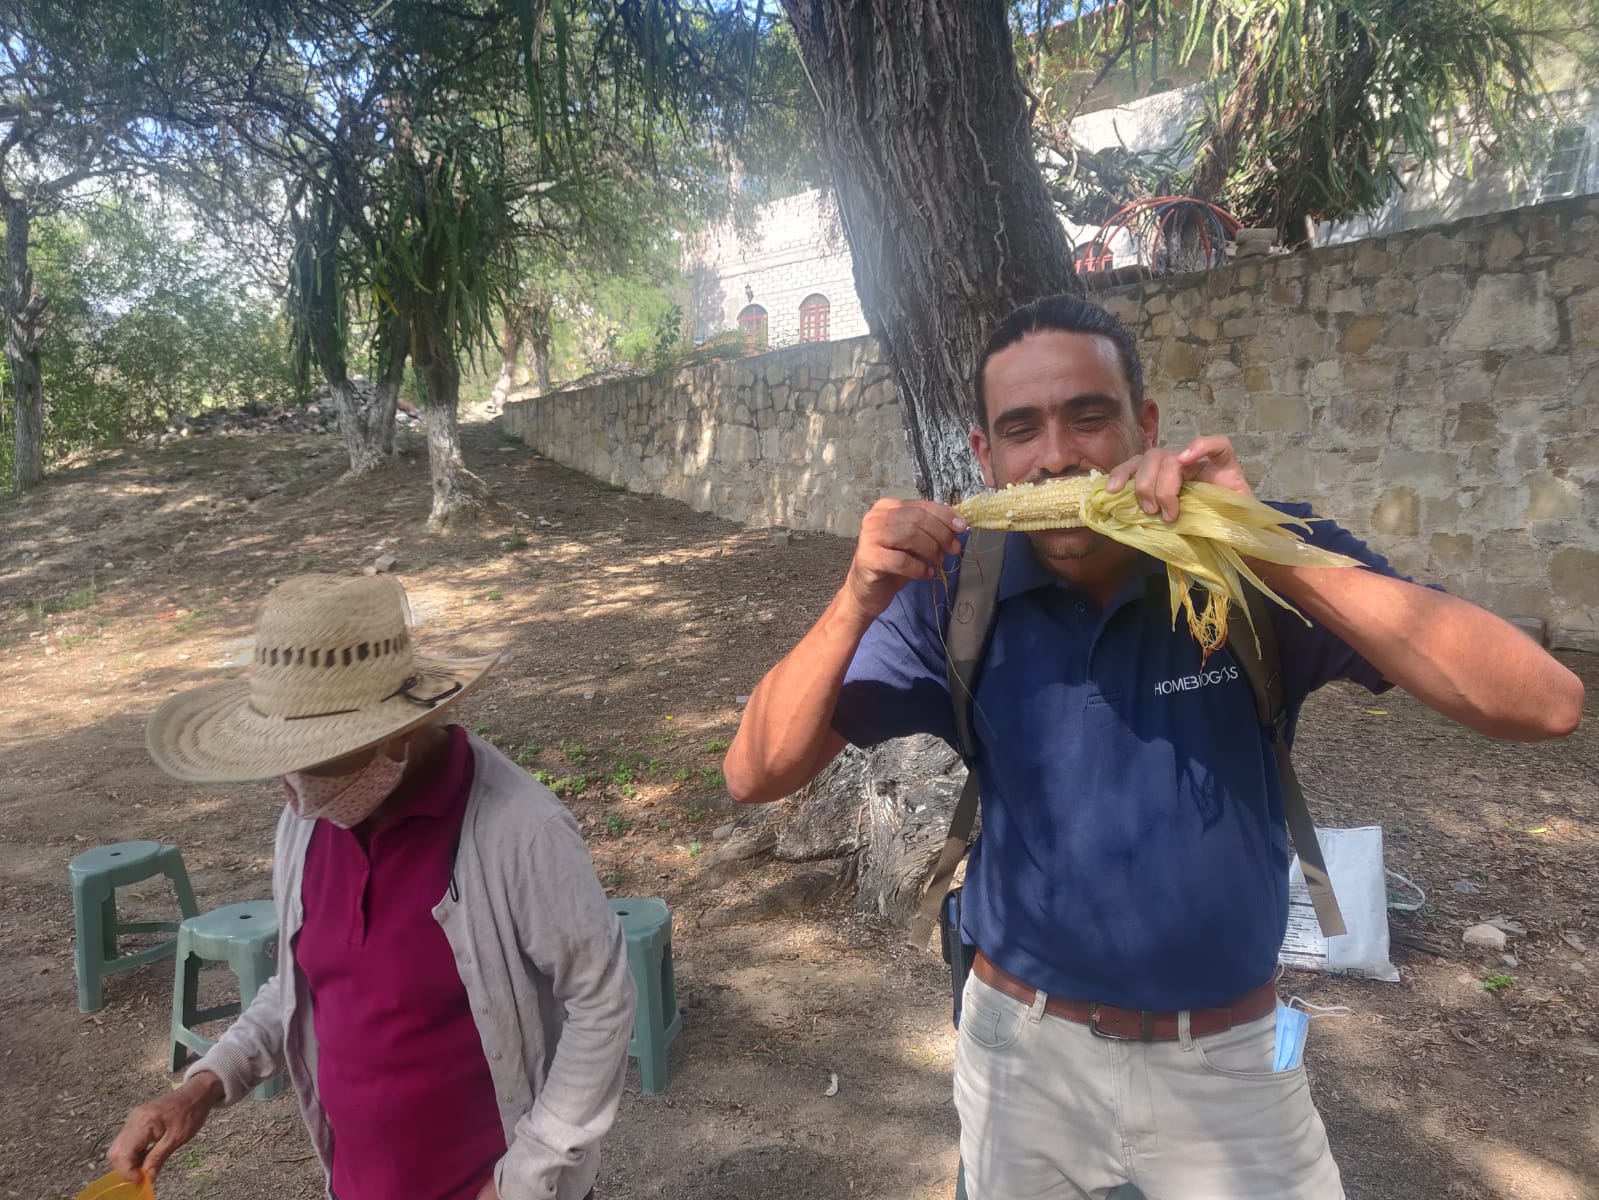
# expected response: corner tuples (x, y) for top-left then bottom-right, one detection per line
(1273, 998), (1351, 1071)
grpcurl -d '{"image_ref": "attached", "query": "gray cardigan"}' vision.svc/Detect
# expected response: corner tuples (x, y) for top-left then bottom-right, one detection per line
(187, 733), (637, 1200)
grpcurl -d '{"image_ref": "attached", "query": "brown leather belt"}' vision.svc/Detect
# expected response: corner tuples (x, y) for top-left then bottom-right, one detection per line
(972, 951), (1277, 1042)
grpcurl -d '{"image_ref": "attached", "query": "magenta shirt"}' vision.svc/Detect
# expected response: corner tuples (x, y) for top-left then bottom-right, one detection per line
(296, 725), (507, 1200)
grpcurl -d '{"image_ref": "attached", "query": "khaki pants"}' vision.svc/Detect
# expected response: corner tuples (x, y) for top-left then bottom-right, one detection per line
(953, 973), (1345, 1200)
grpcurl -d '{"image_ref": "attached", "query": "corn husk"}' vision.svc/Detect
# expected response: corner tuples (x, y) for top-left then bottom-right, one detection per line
(958, 472), (1362, 657)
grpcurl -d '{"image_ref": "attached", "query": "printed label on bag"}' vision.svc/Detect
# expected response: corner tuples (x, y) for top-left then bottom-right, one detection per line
(1278, 872), (1329, 970)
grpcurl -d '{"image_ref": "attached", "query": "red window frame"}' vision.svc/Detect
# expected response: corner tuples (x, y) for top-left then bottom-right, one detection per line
(798, 293), (830, 343)
(737, 303), (769, 348)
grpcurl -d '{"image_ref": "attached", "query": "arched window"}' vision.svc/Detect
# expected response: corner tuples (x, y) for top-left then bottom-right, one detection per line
(798, 293), (830, 343)
(736, 303), (769, 348)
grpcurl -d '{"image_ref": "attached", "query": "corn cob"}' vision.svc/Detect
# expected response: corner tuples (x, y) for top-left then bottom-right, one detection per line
(956, 472), (1362, 657)
(957, 475), (1099, 532)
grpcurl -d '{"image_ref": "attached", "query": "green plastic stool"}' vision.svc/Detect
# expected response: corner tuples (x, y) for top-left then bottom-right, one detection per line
(608, 897), (681, 1095)
(169, 900), (281, 1100)
(69, 841), (199, 1014)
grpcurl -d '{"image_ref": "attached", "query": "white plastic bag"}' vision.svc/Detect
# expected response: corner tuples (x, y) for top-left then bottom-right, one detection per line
(1278, 825), (1399, 982)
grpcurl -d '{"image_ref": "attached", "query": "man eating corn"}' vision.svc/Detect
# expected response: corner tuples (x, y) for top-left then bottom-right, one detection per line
(723, 293), (1582, 1200)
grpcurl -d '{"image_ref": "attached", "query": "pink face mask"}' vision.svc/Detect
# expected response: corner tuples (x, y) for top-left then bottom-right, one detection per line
(283, 748), (407, 828)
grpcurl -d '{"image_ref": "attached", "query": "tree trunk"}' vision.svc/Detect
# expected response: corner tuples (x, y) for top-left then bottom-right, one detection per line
(528, 297), (552, 394)
(412, 304), (486, 530)
(291, 203), (394, 477)
(4, 202), (46, 493)
(780, 0), (1080, 502)
(371, 307), (409, 458)
(531, 334), (551, 395)
(490, 320), (522, 409)
(1186, 29), (1271, 205)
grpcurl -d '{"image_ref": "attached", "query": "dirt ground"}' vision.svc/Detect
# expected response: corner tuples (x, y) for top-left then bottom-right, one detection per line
(1, 415), (1595, 1200)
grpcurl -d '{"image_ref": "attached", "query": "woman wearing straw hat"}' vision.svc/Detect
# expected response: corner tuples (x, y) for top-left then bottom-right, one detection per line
(107, 574), (636, 1200)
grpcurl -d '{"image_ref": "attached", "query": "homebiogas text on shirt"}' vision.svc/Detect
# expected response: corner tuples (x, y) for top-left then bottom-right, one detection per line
(1152, 664), (1241, 696)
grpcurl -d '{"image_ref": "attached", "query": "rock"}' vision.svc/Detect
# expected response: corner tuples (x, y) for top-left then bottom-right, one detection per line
(1500, 954), (1520, 968)
(770, 529), (792, 547)
(372, 554), (398, 573)
(1484, 915), (1527, 937)
(1463, 923), (1508, 951)
(711, 822), (738, 841)
(1450, 879), (1483, 894)
(1563, 932), (1588, 953)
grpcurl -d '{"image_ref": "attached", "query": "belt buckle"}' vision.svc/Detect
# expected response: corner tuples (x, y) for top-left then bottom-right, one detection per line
(1088, 1003), (1156, 1042)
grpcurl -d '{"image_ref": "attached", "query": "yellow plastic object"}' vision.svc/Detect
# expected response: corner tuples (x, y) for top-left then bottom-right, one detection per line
(75, 1170), (156, 1200)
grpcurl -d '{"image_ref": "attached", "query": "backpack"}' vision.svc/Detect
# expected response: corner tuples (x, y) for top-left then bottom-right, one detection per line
(907, 528), (1346, 951)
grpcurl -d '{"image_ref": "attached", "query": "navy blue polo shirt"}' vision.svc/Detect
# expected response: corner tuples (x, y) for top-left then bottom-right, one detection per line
(832, 504), (1403, 1012)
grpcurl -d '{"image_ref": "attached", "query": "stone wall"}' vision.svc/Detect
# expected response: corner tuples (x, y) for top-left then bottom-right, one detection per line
(501, 337), (917, 537)
(1097, 194), (1599, 650)
(508, 195), (1599, 649)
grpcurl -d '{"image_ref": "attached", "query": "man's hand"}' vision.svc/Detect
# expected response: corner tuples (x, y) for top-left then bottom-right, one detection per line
(1105, 435), (1253, 522)
(475, 1179), (500, 1200)
(843, 498), (966, 622)
(107, 1072), (223, 1181)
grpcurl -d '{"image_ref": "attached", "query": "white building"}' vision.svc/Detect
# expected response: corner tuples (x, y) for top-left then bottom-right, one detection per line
(687, 189), (868, 347)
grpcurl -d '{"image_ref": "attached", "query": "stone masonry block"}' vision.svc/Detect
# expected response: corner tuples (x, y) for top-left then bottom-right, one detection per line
(1371, 487), (1420, 536)
(1382, 316), (1440, 350)
(1382, 450), (1460, 493)
(1372, 277), (1418, 311)
(1446, 272), (1559, 352)
(1430, 532), (1475, 573)
(1339, 314), (1383, 355)
(1407, 231), (1466, 270)
(1524, 470), (1581, 521)
(1353, 243), (1397, 278)
(1480, 530), (1550, 580)
(1553, 257), (1599, 292)
(1493, 356), (1568, 402)
(1569, 290), (1599, 348)
(1163, 341), (1205, 381)
(1451, 401), (1497, 444)
(1415, 273), (1471, 319)
(1250, 395), (1311, 433)
(1484, 228), (1525, 269)
(1551, 547), (1599, 611)
(1328, 287), (1366, 312)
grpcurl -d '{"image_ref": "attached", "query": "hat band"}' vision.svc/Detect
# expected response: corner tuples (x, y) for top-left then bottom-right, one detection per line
(253, 675), (465, 722)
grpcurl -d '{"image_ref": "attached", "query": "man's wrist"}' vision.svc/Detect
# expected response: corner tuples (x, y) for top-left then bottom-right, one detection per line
(829, 581), (885, 635)
(184, 1070), (225, 1106)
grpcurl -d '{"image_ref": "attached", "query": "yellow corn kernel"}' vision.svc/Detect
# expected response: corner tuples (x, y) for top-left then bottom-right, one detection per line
(955, 476), (1092, 531)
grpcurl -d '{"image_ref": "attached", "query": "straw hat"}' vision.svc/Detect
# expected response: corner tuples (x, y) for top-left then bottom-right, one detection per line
(147, 574), (499, 783)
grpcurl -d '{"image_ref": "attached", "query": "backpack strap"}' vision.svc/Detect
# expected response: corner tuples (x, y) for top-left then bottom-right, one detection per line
(908, 528), (1007, 949)
(1230, 588), (1348, 938)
